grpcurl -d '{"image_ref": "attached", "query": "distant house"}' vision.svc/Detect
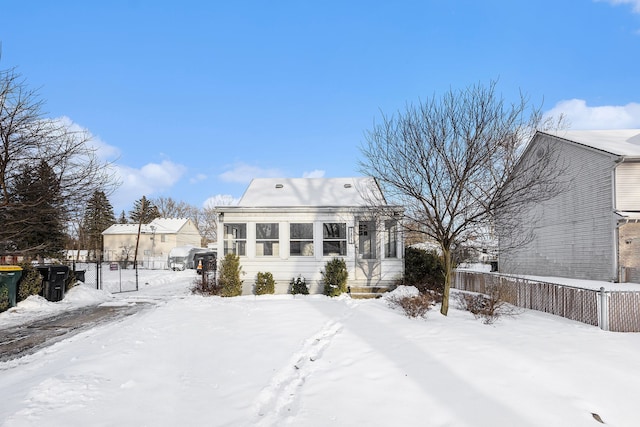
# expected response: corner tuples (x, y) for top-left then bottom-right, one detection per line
(499, 129), (640, 283)
(215, 177), (404, 294)
(102, 218), (201, 269)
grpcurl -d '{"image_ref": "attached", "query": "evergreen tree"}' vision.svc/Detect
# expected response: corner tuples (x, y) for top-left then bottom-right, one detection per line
(82, 190), (116, 260)
(10, 160), (66, 259)
(118, 210), (128, 224)
(129, 196), (160, 224)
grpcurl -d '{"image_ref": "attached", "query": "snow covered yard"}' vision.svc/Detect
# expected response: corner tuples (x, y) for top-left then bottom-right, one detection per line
(2, 272), (640, 426)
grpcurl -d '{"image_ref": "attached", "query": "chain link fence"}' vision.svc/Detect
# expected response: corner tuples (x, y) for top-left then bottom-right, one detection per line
(454, 270), (640, 332)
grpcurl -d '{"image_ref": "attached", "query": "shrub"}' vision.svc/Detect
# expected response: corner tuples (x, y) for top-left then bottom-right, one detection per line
(191, 272), (222, 296)
(404, 247), (445, 295)
(386, 293), (435, 318)
(255, 272), (275, 295)
(454, 284), (518, 324)
(218, 253), (243, 297)
(18, 263), (43, 302)
(322, 258), (348, 297)
(0, 287), (9, 312)
(290, 276), (309, 295)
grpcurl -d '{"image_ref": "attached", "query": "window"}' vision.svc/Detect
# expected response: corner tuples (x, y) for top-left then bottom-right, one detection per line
(385, 220), (398, 258)
(224, 223), (246, 256)
(358, 221), (376, 259)
(323, 223), (346, 256)
(256, 223), (279, 256)
(290, 223), (314, 256)
(161, 235), (166, 243)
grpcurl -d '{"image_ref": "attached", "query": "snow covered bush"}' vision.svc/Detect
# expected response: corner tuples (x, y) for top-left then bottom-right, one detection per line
(254, 272), (275, 295)
(454, 285), (518, 324)
(290, 276), (308, 295)
(218, 253), (243, 297)
(191, 272), (221, 296)
(385, 286), (435, 319)
(322, 258), (348, 297)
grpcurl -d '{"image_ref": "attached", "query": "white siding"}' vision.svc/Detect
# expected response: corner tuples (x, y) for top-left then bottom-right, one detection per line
(217, 208), (403, 294)
(615, 162), (640, 211)
(500, 134), (619, 281)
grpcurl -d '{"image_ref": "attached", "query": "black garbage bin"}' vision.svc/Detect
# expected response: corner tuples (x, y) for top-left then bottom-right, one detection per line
(37, 265), (70, 302)
(74, 270), (86, 283)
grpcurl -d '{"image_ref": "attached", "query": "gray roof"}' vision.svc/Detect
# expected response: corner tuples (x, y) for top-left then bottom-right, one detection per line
(235, 177), (386, 207)
(102, 218), (194, 235)
(542, 129), (640, 157)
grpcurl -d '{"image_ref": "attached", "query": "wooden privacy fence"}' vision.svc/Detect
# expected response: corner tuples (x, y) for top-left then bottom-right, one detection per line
(453, 271), (640, 332)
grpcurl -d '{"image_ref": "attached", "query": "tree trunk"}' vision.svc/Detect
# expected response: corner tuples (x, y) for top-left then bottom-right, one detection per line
(440, 246), (453, 316)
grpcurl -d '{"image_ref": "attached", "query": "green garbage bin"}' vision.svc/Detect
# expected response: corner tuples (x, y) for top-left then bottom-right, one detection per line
(0, 266), (23, 310)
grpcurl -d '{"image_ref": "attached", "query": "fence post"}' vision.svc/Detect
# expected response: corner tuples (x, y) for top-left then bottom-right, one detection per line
(599, 287), (609, 331)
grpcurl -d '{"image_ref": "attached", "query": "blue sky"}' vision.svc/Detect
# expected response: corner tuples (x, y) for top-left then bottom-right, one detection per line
(2, 0), (640, 214)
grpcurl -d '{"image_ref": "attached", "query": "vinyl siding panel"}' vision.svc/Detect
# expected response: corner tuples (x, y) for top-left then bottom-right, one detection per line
(500, 134), (618, 281)
(615, 162), (640, 211)
(218, 208), (403, 294)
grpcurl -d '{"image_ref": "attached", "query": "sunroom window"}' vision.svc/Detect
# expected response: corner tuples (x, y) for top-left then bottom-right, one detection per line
(223, 223), (246, 256)
(290, 223), (314, 256)
(256, 223), (279, 256)
(323, 223), (346, 256)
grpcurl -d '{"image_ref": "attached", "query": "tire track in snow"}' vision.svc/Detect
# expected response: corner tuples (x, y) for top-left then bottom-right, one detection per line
(252, 319), (345, 426)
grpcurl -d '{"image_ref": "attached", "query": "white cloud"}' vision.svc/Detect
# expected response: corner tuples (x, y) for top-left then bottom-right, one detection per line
(219, 162), (283, 183)
(189, 173), (208, 184)
(111, 160), (187, 212)
(302, 169), (325, 178)
(55, 116), (121, 161)
(202, 194), (240, 209)
(596, 0), (640, 13)
(544, 99), (640, 130)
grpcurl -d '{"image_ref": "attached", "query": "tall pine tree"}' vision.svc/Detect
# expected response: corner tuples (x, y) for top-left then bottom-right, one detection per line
(82, 190), (116, 260)
(129, 196), (160, 224)
(10, 160), (66, 259)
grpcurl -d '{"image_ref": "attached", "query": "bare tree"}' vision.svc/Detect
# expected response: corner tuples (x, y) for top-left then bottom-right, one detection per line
(0, 67), (118, 257)
(152, 196), (195, 218)
(360, 80), (565, 315)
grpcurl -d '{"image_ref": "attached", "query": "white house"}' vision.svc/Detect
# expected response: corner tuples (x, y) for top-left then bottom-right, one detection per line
(102, 218), (201, 269)
(215, 177), (404, 294)
(499, 129), (640, 283)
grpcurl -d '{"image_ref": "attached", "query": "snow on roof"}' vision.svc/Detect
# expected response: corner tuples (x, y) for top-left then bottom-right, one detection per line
(102, 218), (192, 235)
(542, 129), (640, 157)
(235, 177), (386, 207)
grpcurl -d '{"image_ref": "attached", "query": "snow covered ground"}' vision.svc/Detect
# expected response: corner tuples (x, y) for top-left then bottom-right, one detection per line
(2, 270), (640, 427)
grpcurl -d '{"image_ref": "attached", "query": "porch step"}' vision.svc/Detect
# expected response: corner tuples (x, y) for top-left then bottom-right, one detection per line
(348, 286), (396, 299)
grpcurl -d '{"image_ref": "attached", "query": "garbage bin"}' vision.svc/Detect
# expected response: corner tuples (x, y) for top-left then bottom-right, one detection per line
(37, 265), (69, 302)
(0, 266), (23, 309)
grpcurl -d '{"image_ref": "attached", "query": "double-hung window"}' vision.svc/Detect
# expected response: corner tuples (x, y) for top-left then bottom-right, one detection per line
(290, 223), (314, 256)
(256, 223), (279, 256)
(224, 223), (246, 256)
(323, 223), (346, 256)
(385, 220), (398, 258)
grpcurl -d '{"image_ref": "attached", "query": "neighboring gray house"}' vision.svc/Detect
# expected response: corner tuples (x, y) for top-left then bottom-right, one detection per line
(499, 129), (640, 283)
(216, 177), (404, 294)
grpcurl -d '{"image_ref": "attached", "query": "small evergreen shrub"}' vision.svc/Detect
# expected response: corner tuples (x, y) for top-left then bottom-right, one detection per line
(18, 263), (43, 302)
(404, 247), (445, 296)
(255, 272), (275, 295)
(218, 253), (243, 297)
(290, 276), (309, 295)
(0, 287), (9, 312)
(322, 258), (348, 297)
